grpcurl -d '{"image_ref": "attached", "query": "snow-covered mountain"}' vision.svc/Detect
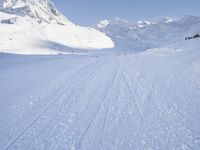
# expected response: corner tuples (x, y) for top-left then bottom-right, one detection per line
(95, 16), (200, 51)
(0, 0), (72, 25)
(0, 0), (114, 54)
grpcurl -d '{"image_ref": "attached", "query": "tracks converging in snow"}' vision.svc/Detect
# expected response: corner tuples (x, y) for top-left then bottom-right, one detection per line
(0, 0), (200, 150)
(0, 50), (200, 149)
(4, 58), (104, 150)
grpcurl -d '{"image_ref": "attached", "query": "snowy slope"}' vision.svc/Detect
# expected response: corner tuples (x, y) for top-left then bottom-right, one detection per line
(0, 1), (200, 149)
(0, 39), (200, 150)
(95, 16), (200, 52)
(0, 23), (114, 55)
(0, 0), (114, 55)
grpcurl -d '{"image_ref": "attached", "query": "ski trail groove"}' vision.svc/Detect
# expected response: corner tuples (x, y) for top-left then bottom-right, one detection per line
(4, 59), (101, 150)
(98, 57), (124, 149)
(24, 58), (109, 150)
(121, 71), (143, 121)
(76, 57), (124, 150)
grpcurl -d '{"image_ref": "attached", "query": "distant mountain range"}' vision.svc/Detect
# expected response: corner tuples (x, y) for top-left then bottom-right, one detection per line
(94, 16), (200, 51)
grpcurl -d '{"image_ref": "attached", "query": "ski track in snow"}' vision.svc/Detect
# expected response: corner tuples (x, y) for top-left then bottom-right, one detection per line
(0, 49), (200, 150)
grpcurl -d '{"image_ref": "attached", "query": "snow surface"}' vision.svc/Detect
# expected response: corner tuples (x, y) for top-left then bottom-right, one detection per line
(0, 39), (200, 150)
(0, 22), (114, 54)
(0, 0), (200, 149)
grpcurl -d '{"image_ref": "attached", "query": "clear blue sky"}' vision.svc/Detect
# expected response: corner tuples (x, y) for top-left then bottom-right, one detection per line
(52, 0), (200, 25)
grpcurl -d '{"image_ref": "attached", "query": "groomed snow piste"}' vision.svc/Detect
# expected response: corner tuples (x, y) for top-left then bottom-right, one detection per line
(0, 39), (200, 150)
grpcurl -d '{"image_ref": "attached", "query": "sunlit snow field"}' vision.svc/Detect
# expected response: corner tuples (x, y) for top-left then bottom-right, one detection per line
(0, 39), (200, 149)
(0, 0), (200, 149)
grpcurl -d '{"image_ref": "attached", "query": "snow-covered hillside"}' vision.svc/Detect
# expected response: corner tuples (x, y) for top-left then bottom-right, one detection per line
(0, 0), (114, 55)
(95, 16), (200, 52)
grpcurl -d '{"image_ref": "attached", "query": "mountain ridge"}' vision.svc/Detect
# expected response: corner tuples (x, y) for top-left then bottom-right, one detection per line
(0, 0), (73, 25)
(94, 16), (200, 52)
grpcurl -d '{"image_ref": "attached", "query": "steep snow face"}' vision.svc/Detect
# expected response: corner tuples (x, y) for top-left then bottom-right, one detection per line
(95, 16), (200, 51)
(0, 0), (73, 25)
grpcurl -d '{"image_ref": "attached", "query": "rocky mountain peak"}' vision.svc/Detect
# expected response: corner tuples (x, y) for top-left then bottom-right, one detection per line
(0, 0), (73, 25)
